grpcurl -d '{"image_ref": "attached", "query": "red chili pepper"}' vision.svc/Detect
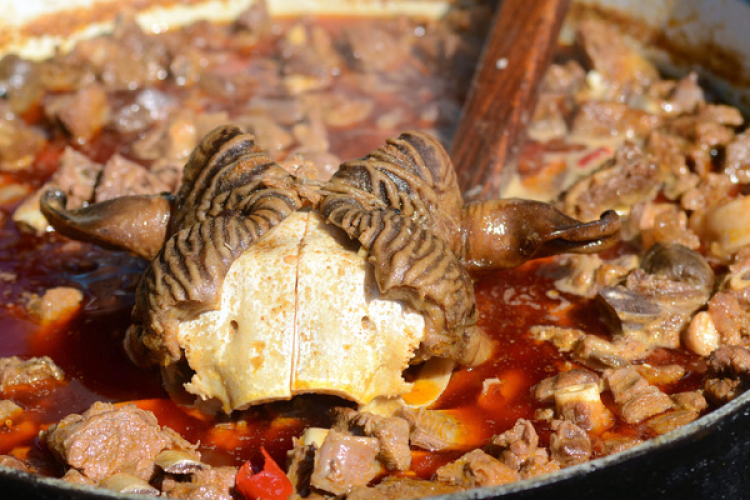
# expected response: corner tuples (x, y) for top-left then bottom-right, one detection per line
(236, 447), (293, 500)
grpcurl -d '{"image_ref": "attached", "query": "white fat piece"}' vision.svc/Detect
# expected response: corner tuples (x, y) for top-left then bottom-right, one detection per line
(176, 211), (426, 412)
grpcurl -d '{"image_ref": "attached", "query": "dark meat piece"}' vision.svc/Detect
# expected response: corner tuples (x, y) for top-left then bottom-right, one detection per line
(0, 455), (30, 472)
(705, 345), (750, 404)
(633, 364), (685, 386)
(95, 155), (170, 202)
(486, 418), (559, 477)
(529, 94), (568, 139)
(0, 356), (64, 390)
(533, 369), (601, 404)
(648, 72), (705, 116)
(604, 367), (673, 424)
(541, 60), (586, 95)
(705, 287), (750, 348)
(235, 0), (270, 34)
(724, 129), (750, 183)
(397, 407), (465, 451)
(571, 101), (661, 140)
(286, 439), (316, 498)
(161, 466), (239, 500)
(278, 22), (341, 92)
(560, 143), (661, 222)
(68, 13), (170, 91)
(41, 402), (196, 483)
(435, 449), (520, 489)
(575, 19), (659, 99)
(0, 103), (45, 171)
(333, 408), (411, 471)
(573, 334), (649, 369)
(347, 476), (461, 500)
(593, 434), (644, 457)
(43, 83), (109, 142)
(487, 419), (539, 471)
(0, 55), (44, 115)
(644, 130), (698, 200)
(549, 420), (591, 467)
(109, 88), (176, 134)
(338, 22), (408, 73)
(310, 430), (381, 496)
(629, 202), (700, 250)
(14, 147), (101, 233)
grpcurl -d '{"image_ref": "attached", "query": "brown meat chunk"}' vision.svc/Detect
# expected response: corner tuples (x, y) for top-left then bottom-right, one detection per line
(347, 476), (461, 500)
(13, 147), (101, 233)
(0, 400), (22, 424)
(724, 129), (750, 183)
(560, 143), (661, 222)
(310, 430), (381, 496)
(576, 19), (658, 98)
(533, 369), (601, 404)
(286, 439), (316, 498)
(593, 434), (644, 457)
(161, 466), (238, 500)
(397, 407), (465, 451)
(0, 455), (31, 472)
(333, 408), (411, 471)
(68, 14), (170, 91)
(705, 345), (750, 404)
(549, 420), (591, 467)
(0, 356), (64, 390)
(42, 402), (196, 483)
(26, 287), (83, 323)
(646, 409), (701, 436)
(0, 105), (45, 171)
(571, 101), (661, 140)
(435, 449), (520, 489)
(634, 364), (685, 386)
(573, 335), (649, 370)
(95, 154), (170, 202)
(706, 287), (750, 348)
(44, 83), (109, 142)
(604, 367), (673, 423)
(487, 419), (539, 470)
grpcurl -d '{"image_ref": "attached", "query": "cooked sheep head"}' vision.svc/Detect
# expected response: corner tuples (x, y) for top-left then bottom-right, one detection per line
(40, 125), (620, 413)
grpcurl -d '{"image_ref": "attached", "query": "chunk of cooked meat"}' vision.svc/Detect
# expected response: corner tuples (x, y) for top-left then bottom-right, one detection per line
(333, 408), (411, 471)
(42, 402), (197, 483)
(309, 430), (382, 496)
(161, 466), (239, 500)
(704, 345), (750, 404)
(435, 449), (520, 489)
(604, 367), (673, 423)
(347, 476), (462, 500)
(485, 418), (559, 477)
(533, 369), (601, 404)
(549, 420), (591, 467)
(560, 143), (661, 222)
(0, 356), (64, 390)
(397, 407), (466, 451)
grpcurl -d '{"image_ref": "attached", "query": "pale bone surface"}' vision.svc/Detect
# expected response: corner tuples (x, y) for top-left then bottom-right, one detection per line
(177, 210), (425, 412)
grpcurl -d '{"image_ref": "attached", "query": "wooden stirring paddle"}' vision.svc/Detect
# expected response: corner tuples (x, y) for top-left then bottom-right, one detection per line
(451, 0), (571, 201)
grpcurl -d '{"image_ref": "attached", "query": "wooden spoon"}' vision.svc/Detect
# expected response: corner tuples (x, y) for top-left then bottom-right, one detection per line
(451, 0), (571, 201)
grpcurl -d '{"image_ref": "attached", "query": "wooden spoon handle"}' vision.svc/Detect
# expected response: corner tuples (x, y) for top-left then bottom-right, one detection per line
(451, 0), (570, 201)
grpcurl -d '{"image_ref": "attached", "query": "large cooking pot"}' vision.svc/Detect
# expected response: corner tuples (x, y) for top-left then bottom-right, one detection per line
(1, 0), (750, 499)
